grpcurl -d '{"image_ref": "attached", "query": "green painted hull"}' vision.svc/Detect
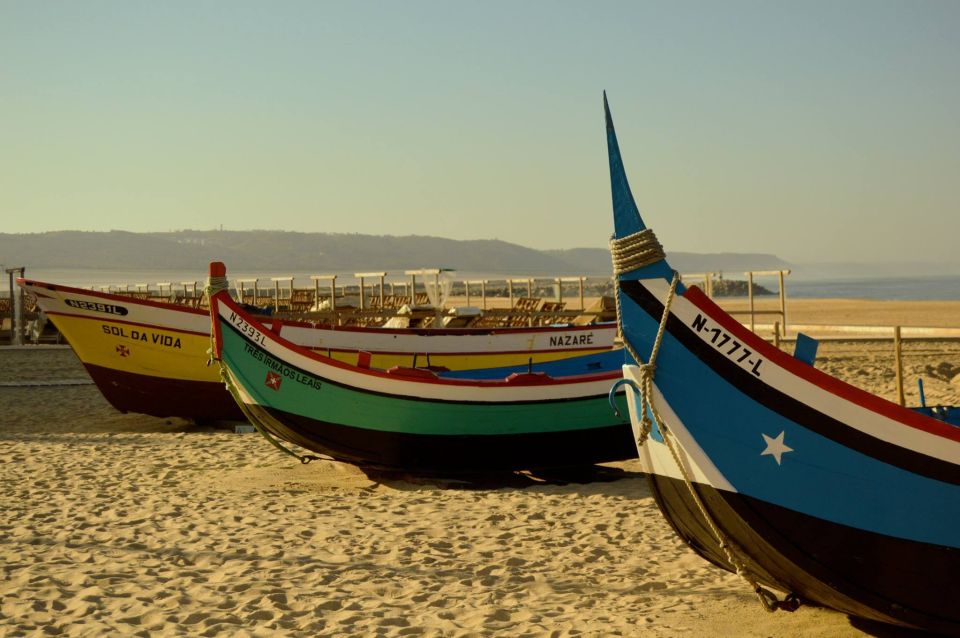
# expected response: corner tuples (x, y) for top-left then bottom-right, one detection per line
(216, 303), (634, 471)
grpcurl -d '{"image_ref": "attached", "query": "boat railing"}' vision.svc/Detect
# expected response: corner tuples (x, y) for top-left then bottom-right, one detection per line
(269, 302), (615, 329)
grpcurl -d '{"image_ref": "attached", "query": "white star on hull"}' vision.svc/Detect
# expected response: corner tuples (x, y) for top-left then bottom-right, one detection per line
(761, 431), (793, 465)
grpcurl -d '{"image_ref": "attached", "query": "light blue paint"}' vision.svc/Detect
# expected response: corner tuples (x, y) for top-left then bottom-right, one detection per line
(793, 332), (819, 366)
(619, 296), (960, 548)
(440, 347), (630, 380)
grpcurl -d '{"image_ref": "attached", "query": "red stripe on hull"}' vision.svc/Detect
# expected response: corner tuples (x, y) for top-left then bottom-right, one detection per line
(83, 363), (243, 422)
(681, 286), (960, 442)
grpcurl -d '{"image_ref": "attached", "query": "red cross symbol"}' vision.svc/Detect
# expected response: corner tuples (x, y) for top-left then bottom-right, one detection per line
(116, 344), (130, 357)
(265, 371), (282, 390)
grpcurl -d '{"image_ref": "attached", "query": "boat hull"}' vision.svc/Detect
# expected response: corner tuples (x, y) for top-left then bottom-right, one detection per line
(240, 401), (634, 472)
(21, 278), (618, 421)
(213, 292), (634, 472)
(620, 280), (960, 634)
(645, 466), (960, 634)
(603, 94), (960, 634)
(83, 362), (243, 421)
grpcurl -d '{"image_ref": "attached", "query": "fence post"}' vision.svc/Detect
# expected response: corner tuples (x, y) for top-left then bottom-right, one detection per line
(779, 270), (787, 337)
(894, 326), (905, 407)
(6, 267), (25, 346)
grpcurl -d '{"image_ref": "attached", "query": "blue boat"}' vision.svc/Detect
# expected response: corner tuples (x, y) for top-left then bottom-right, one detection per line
(603, 93), (960, 634)
(439, 348), (629, 380)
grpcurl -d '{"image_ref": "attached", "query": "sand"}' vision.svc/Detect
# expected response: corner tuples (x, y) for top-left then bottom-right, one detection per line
(716, 297), (960, 330)
(2, 300), (958, 637)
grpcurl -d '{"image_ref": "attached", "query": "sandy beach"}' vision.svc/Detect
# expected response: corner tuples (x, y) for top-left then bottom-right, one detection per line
(2, 300), (958, 637)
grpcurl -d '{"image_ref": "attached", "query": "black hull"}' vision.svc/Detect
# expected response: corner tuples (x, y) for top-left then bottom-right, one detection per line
(85, 363), (245, 422)
(243, 402), (637, 473)
(647, 472), (960, 635)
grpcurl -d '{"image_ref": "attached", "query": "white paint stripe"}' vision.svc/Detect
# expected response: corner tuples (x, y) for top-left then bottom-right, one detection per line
(24, 280), (617, 355)
(228, 368), (256, 406)
(638, 280), (960, 465)
(623, 364), (735, 491)
(24, 282), (208, 334)
(219, 300), (619, 403)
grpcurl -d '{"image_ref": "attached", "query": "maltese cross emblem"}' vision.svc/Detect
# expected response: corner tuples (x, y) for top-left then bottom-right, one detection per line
(265, 371), (282, 390)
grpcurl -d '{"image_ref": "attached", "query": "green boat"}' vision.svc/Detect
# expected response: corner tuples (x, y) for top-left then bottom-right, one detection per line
(209, 263), (633, 472)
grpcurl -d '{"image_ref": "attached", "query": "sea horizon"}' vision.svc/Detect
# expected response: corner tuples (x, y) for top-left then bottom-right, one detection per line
(6, 267), (960, 302)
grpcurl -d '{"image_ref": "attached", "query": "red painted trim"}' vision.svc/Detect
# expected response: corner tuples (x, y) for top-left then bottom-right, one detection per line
(211, 293), (225, 359)
(385, 366), (439, 379)
(506, 372), (553, 384)
(357, 351), (372, 369)
(682, 286), (960, 443)
(270, 315), (616, 337)
(214, 291), (621, 389)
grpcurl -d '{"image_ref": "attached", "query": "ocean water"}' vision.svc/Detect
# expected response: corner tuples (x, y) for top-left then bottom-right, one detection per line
(786, 275), (960, 301)
(6, 268), (960, 302)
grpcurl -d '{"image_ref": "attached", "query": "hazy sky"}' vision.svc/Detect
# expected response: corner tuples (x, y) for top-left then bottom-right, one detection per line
(2, 1), (959, 264)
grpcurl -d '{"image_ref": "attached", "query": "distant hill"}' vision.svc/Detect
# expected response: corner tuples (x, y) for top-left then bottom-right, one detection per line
(0, 230), (790, 275)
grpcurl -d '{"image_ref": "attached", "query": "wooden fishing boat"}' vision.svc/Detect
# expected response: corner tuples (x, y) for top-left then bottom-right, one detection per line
(603, 94), (960, 634)
(18, 277), (618, 421)
(207, 263), (634, 472)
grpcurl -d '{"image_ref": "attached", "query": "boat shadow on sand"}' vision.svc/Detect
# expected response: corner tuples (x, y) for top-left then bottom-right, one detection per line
(358, 463), (644, 491)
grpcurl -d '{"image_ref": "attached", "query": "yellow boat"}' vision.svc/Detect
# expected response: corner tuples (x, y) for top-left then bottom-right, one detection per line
(20, 276), (618, 421)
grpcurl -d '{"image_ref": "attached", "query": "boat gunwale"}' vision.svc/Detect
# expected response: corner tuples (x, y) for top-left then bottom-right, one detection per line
(213, 289), (623, 391)
(675, 283), (960, 443)
(20, 277), (616, 338)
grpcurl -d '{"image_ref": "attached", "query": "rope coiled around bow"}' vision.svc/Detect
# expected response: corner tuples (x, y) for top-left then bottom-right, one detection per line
(609, 228), (800, 615)
(610, 229), (665, 275)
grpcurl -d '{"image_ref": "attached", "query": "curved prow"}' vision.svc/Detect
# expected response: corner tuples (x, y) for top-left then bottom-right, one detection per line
(604, 92), (675, 283)
(207, 261), (231, 361)
(208, 261), (229, 299)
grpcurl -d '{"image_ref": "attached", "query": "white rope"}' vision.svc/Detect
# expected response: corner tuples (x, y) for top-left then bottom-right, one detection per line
(610, 229), (665, 276)
(622, 272), (679, 448)
(657, 419), (797, 611)
(610, 230), (799, 614)
(204, 275), (229, 367)
(205, 275), (229, 298)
